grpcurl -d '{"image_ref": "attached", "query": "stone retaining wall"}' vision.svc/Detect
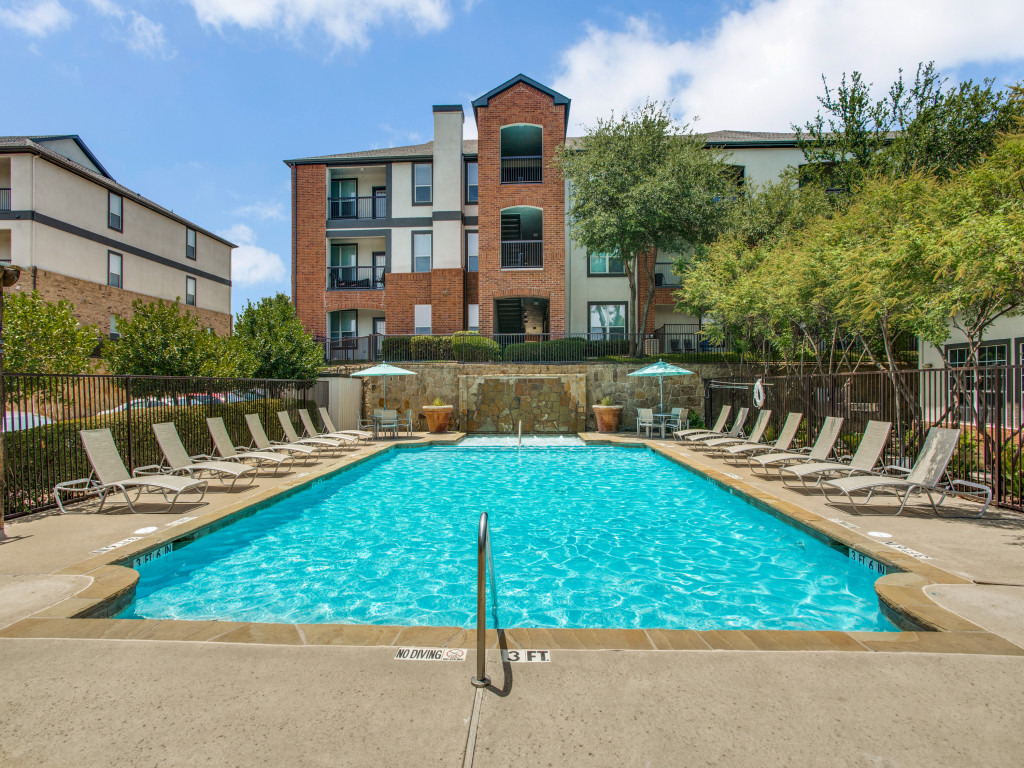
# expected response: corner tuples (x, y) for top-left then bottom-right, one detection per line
(329, 362), (738, 432)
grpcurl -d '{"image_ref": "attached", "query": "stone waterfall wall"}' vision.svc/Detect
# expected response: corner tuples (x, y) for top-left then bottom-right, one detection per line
(459, 375), (586, 433)
(332, 362), (739, 433)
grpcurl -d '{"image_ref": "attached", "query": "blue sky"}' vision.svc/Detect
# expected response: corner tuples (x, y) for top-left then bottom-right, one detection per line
(3, 0), (1023, 316)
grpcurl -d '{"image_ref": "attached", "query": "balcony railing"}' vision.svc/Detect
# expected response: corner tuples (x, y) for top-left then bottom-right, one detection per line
(327, 265), (385, 290)
(0, 188), (10, 212)
(654, 262), (682, 286)
(328, 195), (387, 220)
(501, 240), (543, 269)
(500, 156), (542, 184)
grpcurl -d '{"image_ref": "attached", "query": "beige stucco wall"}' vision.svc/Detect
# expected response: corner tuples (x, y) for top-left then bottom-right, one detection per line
(391, 162), (431, 218)
(919, 314), (1024, 368)
(719, 146), (806, 187)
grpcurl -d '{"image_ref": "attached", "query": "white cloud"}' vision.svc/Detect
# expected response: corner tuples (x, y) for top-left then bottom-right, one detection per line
(86, 0), (123, 18)
(233, 201), (286, 221)
(553, 1), (1024, 133)
(126, 11), (175, 59)
(0, 0), (72, 37)
(220, 224), (288, 286)
(186, 0), (450, 49)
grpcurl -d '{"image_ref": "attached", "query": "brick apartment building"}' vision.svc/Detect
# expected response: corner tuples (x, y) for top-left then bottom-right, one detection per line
(285, 75), (806, 356)
(0, 135), (234, 337)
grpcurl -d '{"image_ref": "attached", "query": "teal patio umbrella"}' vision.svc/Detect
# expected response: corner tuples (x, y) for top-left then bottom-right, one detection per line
(627, 359), (694, 412)
(351, 362), (416, 409)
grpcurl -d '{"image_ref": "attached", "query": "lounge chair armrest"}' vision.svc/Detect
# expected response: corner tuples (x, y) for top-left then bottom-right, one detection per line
(190, 453), (216, 462)
(132, 464), (166, 477)
(54, 477), (102, 493)
(797, 447), (813, 453)
(881, 464), (912, 477)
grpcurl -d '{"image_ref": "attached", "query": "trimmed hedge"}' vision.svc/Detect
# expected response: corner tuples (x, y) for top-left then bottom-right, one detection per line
(381, 336), (412, 361)
(3, 398), (316, 518)
(451, 332), (501, 362)
(410, 335), (454, 361)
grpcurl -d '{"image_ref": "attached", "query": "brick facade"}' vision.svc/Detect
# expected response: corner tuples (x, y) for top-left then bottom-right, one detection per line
(292, 163), (327, 337)
(429, 268), (465, 334)
(14, 266), (232, 336)
(382, 272), (431, 334)
(476, 82), (567, 335)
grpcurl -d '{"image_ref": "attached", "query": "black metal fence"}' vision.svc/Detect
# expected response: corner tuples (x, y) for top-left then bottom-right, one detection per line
(328, 195), (386, 220)
(706, 364), (1024, 511)
(2, 373), (328, 520)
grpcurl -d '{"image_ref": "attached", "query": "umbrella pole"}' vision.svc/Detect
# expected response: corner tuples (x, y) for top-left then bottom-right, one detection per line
(660, 376), (664, 413)
(383, 376), (387, 409)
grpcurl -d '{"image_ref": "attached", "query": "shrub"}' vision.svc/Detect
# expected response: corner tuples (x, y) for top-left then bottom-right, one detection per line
(381, 336), (412, 361)
(503, 342), (542, 362)
(452, 332), (501, 362)
(541, 338), (587, 361)
(410, 335), (453, 361)
(687, 411), (704, 430)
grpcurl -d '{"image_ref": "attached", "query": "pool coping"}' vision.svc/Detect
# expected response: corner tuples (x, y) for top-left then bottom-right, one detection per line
(3, 432), (1022, 657)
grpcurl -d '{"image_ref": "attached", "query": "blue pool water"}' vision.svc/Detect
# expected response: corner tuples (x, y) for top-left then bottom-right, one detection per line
(122, 445), (897, 631)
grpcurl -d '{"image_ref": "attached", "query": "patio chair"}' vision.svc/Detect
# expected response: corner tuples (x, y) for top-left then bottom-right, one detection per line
(780, 420), (891, 490)
(717, 412), (803, 463)
(244, 413), (320, 462)
(749, 416), (844, 476)
(151, 422), (257, 490)
(55, 428), (207, 514)
(701, 409), (774, 453)
(207, 416), (295, 475)
(377, 409), (400, 439)
(637, 408), (655, 438)
(297, 409), (361, 446)
(396, 408), (414, 436)
(277, 411), (349, 453)
(317, 407), (372, 441)
(674, 405), (730, 441)
(664, 408), (687, 433)
(684, 408), (749, 443)
(821, 426), (991, 517)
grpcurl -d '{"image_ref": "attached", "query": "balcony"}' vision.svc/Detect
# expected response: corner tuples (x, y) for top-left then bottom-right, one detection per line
(501, 240), (543, 269)
(654, 262), (682, 286)
(500, 156), (542, 184)
(0, 188), (10, 212)
(327, 265), (385, 290)
(328, 195), (386, 220)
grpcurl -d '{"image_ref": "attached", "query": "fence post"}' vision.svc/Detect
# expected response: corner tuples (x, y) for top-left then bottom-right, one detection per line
(704, 379), (713, 428)
(993, 367), (1004, 506)
(125, 377), (134, 471)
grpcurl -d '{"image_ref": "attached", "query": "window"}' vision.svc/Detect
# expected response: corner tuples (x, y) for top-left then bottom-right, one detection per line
(108, 192), (122, 231)
(947, 344), (1008, 367)
(372, 317), (386, 335)
(186, 228), (197, 260)
(588, 251), (624, 276)
(329, 309), (357, 339)
(413, 232), (432, 273)
(107, 251), (122, 288)
(467, 304), (479, 333)
(329, 243), (358, 288)
(109, 314), (120, 340)
(414, 304), (432, 335)
(466, 231), (478, 272)
(589, 303), (627, 339)
(185, 276), (197, 306)
(466, 161), (478, 203)
(413, 163), (432, 204)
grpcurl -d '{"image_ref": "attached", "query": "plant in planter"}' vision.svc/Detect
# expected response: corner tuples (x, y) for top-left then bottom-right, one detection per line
(422, 397), (454, 433)
(592, 395), (623, 433)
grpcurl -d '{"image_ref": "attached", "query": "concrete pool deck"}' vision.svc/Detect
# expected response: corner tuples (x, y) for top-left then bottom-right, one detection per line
(2, 430), (1024, 765)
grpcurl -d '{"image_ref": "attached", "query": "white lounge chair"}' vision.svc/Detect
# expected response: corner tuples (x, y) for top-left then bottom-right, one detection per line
(151, 422), (257, 490)
(702, 409), (775, 452)
(277, 411), (347, 452)
(298, 409), (362, 446)
(674, 405), (730, 440)
(207, 416), (295, 475)
(685, 407), (749, 443)
(821, 427), (991, 516)
(55, 428), (207, 513)
(244, 413), (319, 461)
(718, 412), (803, 462)
(749, 416), (844, 476)
(317, 407), (373, 441)
(780, 420), (891, 490)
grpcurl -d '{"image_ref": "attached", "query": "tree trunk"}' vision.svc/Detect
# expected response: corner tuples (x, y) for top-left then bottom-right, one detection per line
(637, 249), (658, 357)
(625, 257), (638, 357)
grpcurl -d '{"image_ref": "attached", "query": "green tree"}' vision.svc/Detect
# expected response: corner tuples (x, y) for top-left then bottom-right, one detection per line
(556, 101), (734, 352)
(232, 293), (323, 383)
(2, 290), (97, 404)
(105, 298), (210, 377)
(199, 332), (259, 379)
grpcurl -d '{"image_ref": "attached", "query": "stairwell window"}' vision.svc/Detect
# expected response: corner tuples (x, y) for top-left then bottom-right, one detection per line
(186, 228), (197, 260)
(466, 231), (478, 272)
(589, 302), (627, 339)
(466, 161), (478, 203)
(109, 315), (120, 340)
(185, 276), (197, 306)
(413, 163), (432, 204)
(414, 304), (432, 335)
(107, 251), (122, 288)
(467, 304), (479, 333)
(413, 232), (432, 272)
(108, 192), (123, 231)
(588, 251), (624, 276)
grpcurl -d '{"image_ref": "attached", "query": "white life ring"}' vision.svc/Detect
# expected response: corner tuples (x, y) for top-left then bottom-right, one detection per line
(753, 378), (766, 408)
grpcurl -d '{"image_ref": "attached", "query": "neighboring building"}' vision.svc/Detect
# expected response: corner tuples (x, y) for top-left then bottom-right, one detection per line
(0, 135), (234, 337)
(284, 75), (813, 354)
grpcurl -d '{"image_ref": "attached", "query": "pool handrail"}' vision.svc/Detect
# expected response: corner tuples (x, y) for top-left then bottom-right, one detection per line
(472, 511), (498, 688)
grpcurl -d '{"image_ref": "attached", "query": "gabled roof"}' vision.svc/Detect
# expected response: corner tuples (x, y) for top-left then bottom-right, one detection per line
(471, 74), (571, 129)
(4, 134), (114, 177)
(701, 130), (801, 147)
(0, 136), (236, 247)
(285, 140), (480, 166)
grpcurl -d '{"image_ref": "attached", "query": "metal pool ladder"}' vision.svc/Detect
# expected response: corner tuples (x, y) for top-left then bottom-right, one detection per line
(517, 420), (522, 449)
(471, 511), (499, 688)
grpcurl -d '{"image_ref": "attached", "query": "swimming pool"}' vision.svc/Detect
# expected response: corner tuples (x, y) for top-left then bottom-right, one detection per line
(121, 444), (897, 632)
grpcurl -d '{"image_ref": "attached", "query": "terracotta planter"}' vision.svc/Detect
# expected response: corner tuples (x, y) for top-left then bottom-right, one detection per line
(423, 404), (454, 433)
(592, 405), (623, 433)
